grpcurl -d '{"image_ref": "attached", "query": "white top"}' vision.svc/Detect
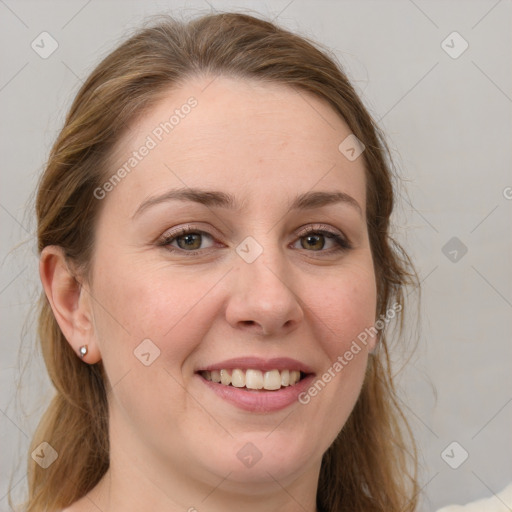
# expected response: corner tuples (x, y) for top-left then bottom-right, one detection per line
(436, 482), (512, 512)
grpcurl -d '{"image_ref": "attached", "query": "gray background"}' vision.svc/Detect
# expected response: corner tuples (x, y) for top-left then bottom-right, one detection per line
(1, 1), (511, 510)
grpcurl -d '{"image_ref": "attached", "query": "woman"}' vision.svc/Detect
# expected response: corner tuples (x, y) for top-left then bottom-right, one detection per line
(23, 11), (419, 512)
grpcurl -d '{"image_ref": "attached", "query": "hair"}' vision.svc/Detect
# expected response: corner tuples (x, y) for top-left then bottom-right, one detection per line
(17, 10), (420, 512)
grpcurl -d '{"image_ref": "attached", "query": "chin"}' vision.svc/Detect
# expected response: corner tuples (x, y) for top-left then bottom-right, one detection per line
(197, 435), (316, 486)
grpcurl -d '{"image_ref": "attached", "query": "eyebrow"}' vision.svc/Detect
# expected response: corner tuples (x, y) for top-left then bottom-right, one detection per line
(131, 187), (363, 219)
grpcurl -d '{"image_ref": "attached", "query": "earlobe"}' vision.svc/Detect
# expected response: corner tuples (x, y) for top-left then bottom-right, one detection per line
(39, 246), (102, 364)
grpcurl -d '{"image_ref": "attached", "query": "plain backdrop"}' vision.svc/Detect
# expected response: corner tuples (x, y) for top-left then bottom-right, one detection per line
(1, 1), (511, 511)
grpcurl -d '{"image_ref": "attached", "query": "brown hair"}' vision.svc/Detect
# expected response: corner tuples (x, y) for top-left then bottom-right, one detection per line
(18, 11), (419, 512)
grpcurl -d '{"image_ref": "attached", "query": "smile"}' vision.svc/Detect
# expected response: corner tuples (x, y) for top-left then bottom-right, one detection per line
(199, 368), (305, 391)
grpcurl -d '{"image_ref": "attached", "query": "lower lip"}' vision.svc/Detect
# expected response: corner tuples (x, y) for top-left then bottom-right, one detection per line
(196, 373), (316, 412)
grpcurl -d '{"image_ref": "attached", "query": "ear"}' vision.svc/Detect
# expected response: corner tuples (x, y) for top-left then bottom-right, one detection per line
(39, 246), (101, 364)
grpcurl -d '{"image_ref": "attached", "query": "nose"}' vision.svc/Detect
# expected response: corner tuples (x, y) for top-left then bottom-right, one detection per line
(225, 245), (304, 337)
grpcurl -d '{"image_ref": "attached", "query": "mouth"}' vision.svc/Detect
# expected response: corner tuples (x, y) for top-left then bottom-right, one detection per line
(195, 358), (316, 412)
(197, 368), (310, 392)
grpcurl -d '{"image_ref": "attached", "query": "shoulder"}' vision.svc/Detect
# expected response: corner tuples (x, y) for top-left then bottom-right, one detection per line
(435, 482), (512, 512)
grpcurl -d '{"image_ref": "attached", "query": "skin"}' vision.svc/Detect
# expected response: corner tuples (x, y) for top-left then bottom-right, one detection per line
(40, 75), (378, 512)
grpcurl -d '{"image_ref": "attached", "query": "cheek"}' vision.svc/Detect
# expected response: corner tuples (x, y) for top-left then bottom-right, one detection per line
(88, 259), (215, 429)
(90, 256), (222, 370)
(307, 263), (377, 356)
(298, 262), (377, 406)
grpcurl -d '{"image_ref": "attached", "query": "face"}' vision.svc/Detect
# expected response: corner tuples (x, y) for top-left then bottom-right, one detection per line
(82, 76), (377, 496)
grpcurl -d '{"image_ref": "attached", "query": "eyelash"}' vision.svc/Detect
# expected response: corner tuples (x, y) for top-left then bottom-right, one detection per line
(156, 224), (352, 256)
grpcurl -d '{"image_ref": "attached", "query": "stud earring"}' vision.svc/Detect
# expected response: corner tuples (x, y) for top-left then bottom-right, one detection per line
(79, 345), (88, 359)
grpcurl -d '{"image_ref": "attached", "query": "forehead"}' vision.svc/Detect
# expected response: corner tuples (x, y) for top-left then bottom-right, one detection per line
(102, 75), (367, 218)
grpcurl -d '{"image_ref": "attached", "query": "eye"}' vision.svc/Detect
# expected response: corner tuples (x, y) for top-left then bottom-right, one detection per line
(157, 224), (351, 256)
(157, 227), (216, 254)
(292, 225), (351, 253)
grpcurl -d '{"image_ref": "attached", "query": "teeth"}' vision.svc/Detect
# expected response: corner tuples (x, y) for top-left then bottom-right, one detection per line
(289, 370), (300, 385)
(200, 368), (304, 390)
(263, 369), (281, 390)
(220, 369), (231, 386)
(245, 369), (263, 389)
(231, 369), (245, 388)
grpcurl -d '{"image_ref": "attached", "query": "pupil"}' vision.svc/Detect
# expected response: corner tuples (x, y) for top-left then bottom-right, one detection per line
(179, 233), (200, 249)
(304, 234), (324, 250)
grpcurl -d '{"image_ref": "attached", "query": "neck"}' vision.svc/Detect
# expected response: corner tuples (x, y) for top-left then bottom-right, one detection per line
(80, 422), (322, 512)
(86, 463), (321, 512)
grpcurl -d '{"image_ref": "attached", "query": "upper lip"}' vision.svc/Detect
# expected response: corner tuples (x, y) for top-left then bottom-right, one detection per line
(196, 357), (315, 374)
